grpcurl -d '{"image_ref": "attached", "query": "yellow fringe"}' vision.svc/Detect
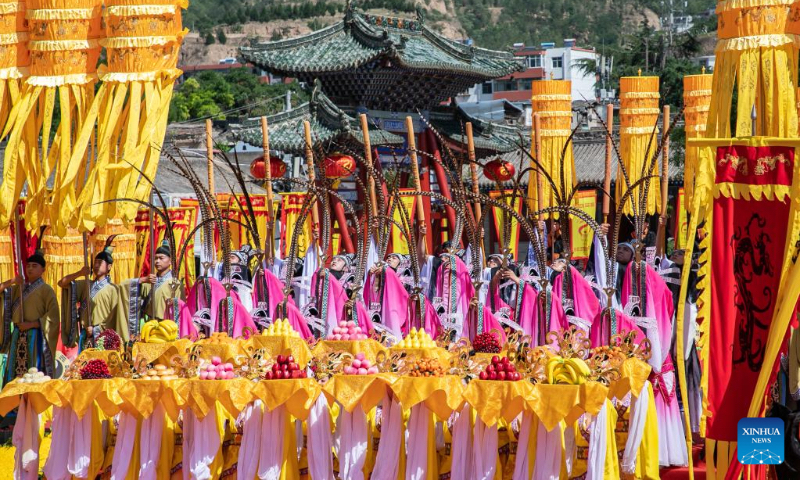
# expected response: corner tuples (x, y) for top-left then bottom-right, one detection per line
(530, 94), (572, 101)
(100, 31), (186, 48)
(716, 34), (800, 51)
(0, 2), (24, 15)
(619, 92), (660, 99)
(716, 0), (794, 12)
(25, 72), (96, 86)
(0, 31), (26, 45)
(27, 39), (99, 51)
(104, 4), (179, 16)
(26, 8), (98, 20)
(99, 67), (181, 83)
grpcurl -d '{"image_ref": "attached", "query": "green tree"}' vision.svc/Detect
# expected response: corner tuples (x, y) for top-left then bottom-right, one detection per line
(204, 32), (215, 45)
(217, 28), (227, 45)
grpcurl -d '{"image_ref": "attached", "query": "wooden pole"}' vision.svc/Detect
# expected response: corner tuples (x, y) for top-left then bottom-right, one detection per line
(661, 105), (670, 215)
(533, 113), (545, 222)
(603, 103), (613, 223)
(465, 122), (483, 248)
(13, 206), (24, 324)
(406, 116), (427, 252)
(260, 116), (274, 259)
(303, 120), (320, 244)
(656, 105), (670, 257)
(359, 114), (379, 220)
(205, 119), (215, 196)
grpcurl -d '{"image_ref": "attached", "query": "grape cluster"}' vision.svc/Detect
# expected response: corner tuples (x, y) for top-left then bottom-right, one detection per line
(473, 331), (501, 353)
(96, 329), (121, 351)
(80, 359), (112, 379)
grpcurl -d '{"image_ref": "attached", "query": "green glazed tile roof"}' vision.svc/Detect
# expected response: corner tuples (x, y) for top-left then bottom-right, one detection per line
(240, 10), (521, 78)
(430, 105), (529, 158)
(233, 85), (404, 154)
(239, 7), (523, 111)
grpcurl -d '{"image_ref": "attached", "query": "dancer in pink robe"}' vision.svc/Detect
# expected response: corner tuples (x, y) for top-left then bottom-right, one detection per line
(485, 258), (541, 339)
(550, 265), (601, 335)
(184, 276), (257, 339)
(311, 255), (374, 337)
(621, 258), (687, 467)
(255, 268), (312, 339)
(365, 254), (410, 339)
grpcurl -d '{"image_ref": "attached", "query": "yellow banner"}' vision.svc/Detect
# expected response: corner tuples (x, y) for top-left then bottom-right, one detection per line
(391, 190), (417, 254)
(569, 190), (597, 260)
(489, 190), (523, 261)
(675, 188), (688, 250)
(281, 192), (312, 258)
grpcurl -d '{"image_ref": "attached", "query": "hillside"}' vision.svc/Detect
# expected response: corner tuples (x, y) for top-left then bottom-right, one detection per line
(181, 0), (716, 65)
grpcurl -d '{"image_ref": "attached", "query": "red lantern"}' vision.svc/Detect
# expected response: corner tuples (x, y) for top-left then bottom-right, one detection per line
(250, 155), (286, 179)
(484, 158), (515, 182)
(323, 153), (356, 179)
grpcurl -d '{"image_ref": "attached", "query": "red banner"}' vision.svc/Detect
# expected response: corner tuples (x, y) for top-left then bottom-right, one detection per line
(706, 145), (794, 441)
(280, 192), (312, 258)
(569, 190), (597, 260)
(135, 207), (196, 288)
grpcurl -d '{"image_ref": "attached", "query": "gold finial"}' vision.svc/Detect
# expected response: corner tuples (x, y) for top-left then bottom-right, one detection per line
(702, 66), (706, 75)
(638, 68), (642, 76)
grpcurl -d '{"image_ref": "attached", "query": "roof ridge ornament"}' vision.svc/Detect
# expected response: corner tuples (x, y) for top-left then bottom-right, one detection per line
(416, 5), (425, 24)
(344, 0), (355, 28)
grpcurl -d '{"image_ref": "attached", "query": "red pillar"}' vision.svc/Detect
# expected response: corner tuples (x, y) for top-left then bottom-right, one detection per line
(329, 191), (355, 254)
(417, 131), (434, 254)
(424, 129), (459, 247)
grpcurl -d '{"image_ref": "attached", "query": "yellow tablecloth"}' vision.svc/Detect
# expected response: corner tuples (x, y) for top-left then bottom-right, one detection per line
(322, 373), (396, 413)
(132, 339), (194, 365)
(245, 335), (313, 368)
(463, 379), (535, 426)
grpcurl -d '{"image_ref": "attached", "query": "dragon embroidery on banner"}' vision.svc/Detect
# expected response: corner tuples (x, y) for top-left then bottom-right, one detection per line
(718, 153), (748, 175)
(731, 213), (774, 372)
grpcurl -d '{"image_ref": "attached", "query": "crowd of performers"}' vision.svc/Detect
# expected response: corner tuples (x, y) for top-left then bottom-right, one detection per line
(0, 208), (707, 470)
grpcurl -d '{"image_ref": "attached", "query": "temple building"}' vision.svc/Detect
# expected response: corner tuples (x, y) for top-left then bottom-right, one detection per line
(236, 4), (526, 253)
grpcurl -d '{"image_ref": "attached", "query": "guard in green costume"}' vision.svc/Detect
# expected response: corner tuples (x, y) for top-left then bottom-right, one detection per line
(0, 250), (59, 382)
(59, 237), (128, 349)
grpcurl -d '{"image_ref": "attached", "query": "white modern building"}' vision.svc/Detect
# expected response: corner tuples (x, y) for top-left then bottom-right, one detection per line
(477, 39), (600, 104)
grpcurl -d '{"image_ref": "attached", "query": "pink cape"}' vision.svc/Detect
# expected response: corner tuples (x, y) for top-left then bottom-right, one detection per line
(260, 269), (312, 339)
(435, 255), (474, 320)
(621, 262), (685, 466)
(365, 267), (408, 338)
(163, 297), (195, 339)
(400, 296), (443, 338)
(620, 262), (675, 364)
(550, 267), (601, 333)
(184, 277), (257, 338)
(311, 270), (374, 336)
(489, 280), (540, 338)
(463, 306), (508, 343)
(589, 308), (646, 347)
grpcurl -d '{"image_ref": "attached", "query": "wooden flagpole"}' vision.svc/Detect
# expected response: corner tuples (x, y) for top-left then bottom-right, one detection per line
(205, 119), (215, 196)
(260, 116), (274, 260)
(466, 123), (483, 239)
(406, 116), (427, 254)
(656, 105), (670, 257)
(603, 103), (613, 223)
(303, 120), (320, 246)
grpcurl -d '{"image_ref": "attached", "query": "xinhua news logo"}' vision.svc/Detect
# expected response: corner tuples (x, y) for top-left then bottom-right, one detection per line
(737, 418), (784, 465)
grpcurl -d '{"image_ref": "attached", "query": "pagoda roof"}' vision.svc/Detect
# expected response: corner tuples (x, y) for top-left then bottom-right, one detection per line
(239, 6), (523, 111)
(233, 83), (404, 154)
(430, 102), (528, 158)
